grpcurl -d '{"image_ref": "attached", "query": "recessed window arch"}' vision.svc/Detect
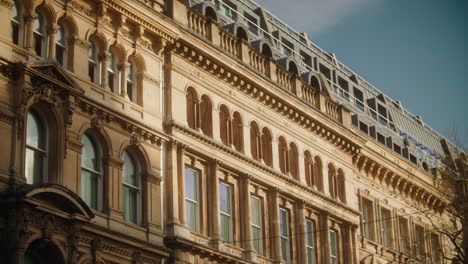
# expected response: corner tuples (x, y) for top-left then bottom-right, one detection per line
(126, 60), (136, 102)
(310, 75), (321, 91)
(288, 61), (298, 76)
(122, 149), (142, 225)
(232, 112), (243, 152)
(278, 136), (289, 174)
(337, 169), (346, 203)
(33, 9), (48, 57)
(200, 95), (213, 137)
(313, 156), (323, 192)
(88, 39), (99, 83)
(236, 27), (248, 41)
(25, 110), (47, 184)
(25, 240), (65, 264)
(219, 104), (230, 146)
(11, 0), (23, 45)
(55, 23), (67, 66)
(328, 163), (338, 199)
(250, 122), (261, 161)
(289, 142), (299, 180)
(186, 87), (198, 129)
(304, 151), (314, 187)
(107, 50), (118, 93)
(261, 127), (272, 166)
(80, 132), (102, 210)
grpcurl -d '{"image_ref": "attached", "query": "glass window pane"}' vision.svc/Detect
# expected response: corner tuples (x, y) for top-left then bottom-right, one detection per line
(186, 201), (198, 231)
(124, 186), (138, 224)
(33, 14), (43, 33)
(219, 183), (231, 213)
(123, 151), (138, 186)
(221, 214), (231, 242)
(56, 26), (65, 45)
(81, 134), (98, 170)
(252, 226), (262, 253)
(27, 111), (44, 149)
(185, 168), (198, 201)
(25, 148), (43, 184)
(81, 169), (98, 209)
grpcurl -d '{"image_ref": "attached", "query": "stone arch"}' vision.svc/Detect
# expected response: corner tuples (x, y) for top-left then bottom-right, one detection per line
(289, 142), (299, 180)
(278, 136), (288, 174)
(232, 111), (243, 152)
(302, 72), (322, 91)
(328, 163), (338, 199)
(313, 156), (324, 191)
(219, 104), (230, 146)
(226, 22), (249, 42)
(186, 86), (198, 129)
(128, 50), (147, 73)
(261, 126), (273, 167)
(108, 42), (127, 64)
(251, 39), (274, 58)
(304, 150), (314, 187)
(337, 168), (346, 203)
(249, 121), (261, 161)
(34, 1), (57, 25)
(56, 11), (78, 38)
(25, 239), (65, 264)
(78, 122), (114, 159)
(85, 29), (108, 51)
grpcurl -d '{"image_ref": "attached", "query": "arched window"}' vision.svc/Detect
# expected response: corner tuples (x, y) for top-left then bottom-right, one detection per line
(236, 27), (248, 41)
(328, 164), (337, 199)
(278, 136), (288, 174)
(81, 133), (101, 210)
(313, 156), (323, 192)
(219, 105), (230, 145)
(88, 40), (99, 83)
(126, 61), (136, 102)
(250, 122), (261, 161)
(289, 143), (299, 180)
(25, 110), (46, 184)
(107, 52), (118, 92)
(288, 61), (298, 76)
(186, 88), (198, 129)
(122, 150), (141, 225)
(337, 169), (346, 203)
(33, 11), (47, 57)
(200, 95), (212, 137)
(55, 24), (66, 66)
(304, 151), (314, 187)
(261, 128), (272, 166)
(232, 112), (243, 152)
(11, 0), (22, 45)
(310, 75), (321, 91)
(25, 240), (65, 264)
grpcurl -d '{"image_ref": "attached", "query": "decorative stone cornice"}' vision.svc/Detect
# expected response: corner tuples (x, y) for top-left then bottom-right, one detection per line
(168, 120), (360, 216)
(171, 40), (360, 156)
(353, 153), (446, 213)
(77, 98), (164, 147)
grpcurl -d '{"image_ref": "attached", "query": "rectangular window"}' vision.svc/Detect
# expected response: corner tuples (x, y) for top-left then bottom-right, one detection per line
(353, 87), (364, 111)
(185, 168), (199, 232)
(251, 196), (263, 254)
(430, 233), (441, 263)
(361, 198), (374, 240)
(329, 229), (338, 264)
(279, 208), (290, 263)
(280, 38), (293, 56)
(244, 13), (258, 35)
(380, 208), (393, 248)
(219, 182), (232, 243)
(337, 77), (349, 101)
(399, 217), (410, 255)
(216, 0), (237, 20)
(377, 104), (388, 126)
(300, 50), (312, 68)
(306, 220), (316, 264)
(415, 225), (426, 260)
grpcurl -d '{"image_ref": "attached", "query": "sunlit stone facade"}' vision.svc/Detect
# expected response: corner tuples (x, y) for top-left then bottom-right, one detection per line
(0, 0), (463, 263)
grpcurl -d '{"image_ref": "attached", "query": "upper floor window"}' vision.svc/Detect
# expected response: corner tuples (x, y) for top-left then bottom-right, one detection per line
(107, 52), (118, 92)
(25, 110), (46, 184)
(399, 217), (410, 255)
(88, 41), (99, 84)
(251, 196), (263, 254)
(313, 156), (323, 192)
(219, 105), (230, 146)
(219, 182), (233, 243)
(361, 198), (375, 240)
(185, 167), (200, 232)
(414, 225), (426, 261)
(55, 24), (66, 66)
(279, 208), (291, 263)
(261, 128), (272, 166)
(250, 122), (261, 161)
(329, 229), (339, 264)
(33, 11), (47, 57)
(232, 112), (243, 152)
(304, 151), (314, 187)
(430, 233), (441, 263)
(200, 95), (213, 137)
(289, 143), (299, 180)
(81, 133), (102, 210)
(186, 88), (198, 129)
(278, 136), (288, 174)
(305, 219), (316, 264)
(11, 1), (22, 45)
(380, 208), (393, 248)
(122, 150), (141, 225)
(328, 164), (338, 199)
(126, 61), (136, 102)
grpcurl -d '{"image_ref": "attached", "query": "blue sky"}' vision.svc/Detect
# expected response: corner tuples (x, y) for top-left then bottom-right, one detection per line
(255, 0), (468, 148)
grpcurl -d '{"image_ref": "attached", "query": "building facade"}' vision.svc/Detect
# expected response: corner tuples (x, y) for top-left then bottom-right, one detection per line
(0, 0), (464, 264)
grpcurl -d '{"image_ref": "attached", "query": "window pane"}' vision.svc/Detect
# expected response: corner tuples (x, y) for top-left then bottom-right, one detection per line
(123, 151), (138, 186)
(27, 112), (44, 149)
(81, 169), (98, 209)
(280, 209), (289, 236)
(123, 186), (138, 224)
(219, 183), (231, 213)
(252, 226), (262, 254)
(251, 196), (261, 225)
(221, 214), (231, 242)
(81, 134), (98, 170)
(185, 168), (198, 201)
(25, 148), (43, 184)
(186, 200), (198, 231)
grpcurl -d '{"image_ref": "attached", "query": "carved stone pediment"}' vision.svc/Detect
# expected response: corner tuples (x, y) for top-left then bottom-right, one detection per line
(27, 60), (84, 94)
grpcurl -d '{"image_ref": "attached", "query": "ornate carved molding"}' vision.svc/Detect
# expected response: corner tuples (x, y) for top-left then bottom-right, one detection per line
(0, 0), (14, 8)
(143, 73), (160, 86)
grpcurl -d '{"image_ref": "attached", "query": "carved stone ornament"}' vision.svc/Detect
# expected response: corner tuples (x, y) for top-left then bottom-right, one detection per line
(23, 83), (64, 107)
(129, 132), (141, 147)
(91, 115), (105, 130)
(0, 0), (14, 8)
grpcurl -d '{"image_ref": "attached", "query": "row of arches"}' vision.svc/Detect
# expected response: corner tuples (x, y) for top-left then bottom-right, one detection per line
(25, 103), (149, 225)
(186, 87), (346, 201)
(10, 1), (146, 105)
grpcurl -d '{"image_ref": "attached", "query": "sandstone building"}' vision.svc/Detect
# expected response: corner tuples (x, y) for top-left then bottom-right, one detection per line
(0, 0), (465, 263)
